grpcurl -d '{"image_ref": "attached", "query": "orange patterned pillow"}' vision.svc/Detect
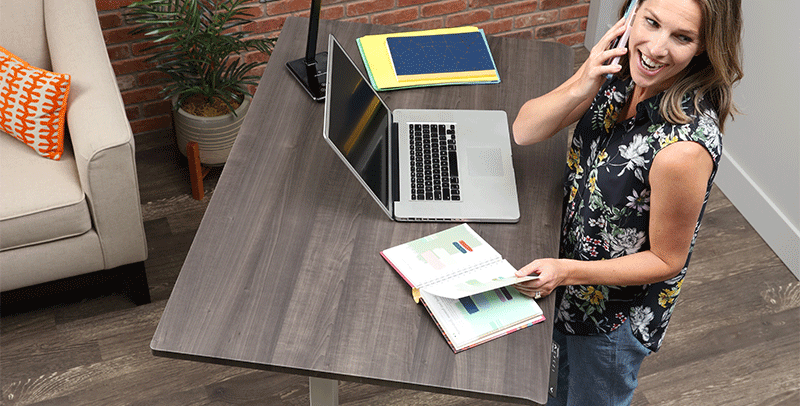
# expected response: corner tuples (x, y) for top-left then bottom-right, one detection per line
(0, 46), (70, 160)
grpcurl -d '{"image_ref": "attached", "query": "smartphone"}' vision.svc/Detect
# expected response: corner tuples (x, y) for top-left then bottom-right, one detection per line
(606, 0), (638, 78)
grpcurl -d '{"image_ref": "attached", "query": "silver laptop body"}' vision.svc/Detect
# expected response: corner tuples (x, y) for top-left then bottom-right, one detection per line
(322, 35), (520, 223)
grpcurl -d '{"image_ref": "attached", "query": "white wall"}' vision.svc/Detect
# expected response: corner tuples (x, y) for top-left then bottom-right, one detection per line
(585, 0), (800, 278)
(714, 0), (800, 278)
(585, 0), (625, 51)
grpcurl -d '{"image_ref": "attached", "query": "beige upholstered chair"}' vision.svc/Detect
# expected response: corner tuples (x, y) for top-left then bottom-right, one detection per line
(0, 0), (149, 305)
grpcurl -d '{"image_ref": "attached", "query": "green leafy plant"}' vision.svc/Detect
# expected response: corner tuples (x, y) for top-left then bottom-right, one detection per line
(127, 0), (275, 116)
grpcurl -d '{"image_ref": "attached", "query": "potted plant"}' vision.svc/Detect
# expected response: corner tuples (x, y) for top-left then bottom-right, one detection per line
(127, 0), (275, 165)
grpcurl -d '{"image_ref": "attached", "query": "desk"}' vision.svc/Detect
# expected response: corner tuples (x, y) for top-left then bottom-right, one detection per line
(151, 17), (572, 405)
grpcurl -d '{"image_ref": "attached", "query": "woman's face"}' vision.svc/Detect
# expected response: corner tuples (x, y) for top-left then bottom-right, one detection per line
(627, 0), (705, 97)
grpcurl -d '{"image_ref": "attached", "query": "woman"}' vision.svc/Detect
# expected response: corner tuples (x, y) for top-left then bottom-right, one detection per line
(512, 0), (742, 404)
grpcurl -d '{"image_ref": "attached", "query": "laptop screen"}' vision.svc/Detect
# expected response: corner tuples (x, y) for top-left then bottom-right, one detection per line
(324, 38), (392, 213)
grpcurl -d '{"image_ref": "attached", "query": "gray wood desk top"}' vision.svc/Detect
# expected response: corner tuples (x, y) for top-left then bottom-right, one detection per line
(151, 17), (572, 405)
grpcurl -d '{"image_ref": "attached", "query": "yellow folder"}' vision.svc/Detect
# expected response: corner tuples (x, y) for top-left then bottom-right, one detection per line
(357, 27), (500, 91)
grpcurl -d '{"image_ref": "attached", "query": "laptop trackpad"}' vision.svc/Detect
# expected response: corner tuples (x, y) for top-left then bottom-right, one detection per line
(467, 147), (504, 177)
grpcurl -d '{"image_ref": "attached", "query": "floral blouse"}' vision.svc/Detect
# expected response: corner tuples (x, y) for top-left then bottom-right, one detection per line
(555, 76), (722, 351)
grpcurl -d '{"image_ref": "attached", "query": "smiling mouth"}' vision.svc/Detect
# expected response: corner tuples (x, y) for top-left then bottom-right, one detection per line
(640, 51), (665, 71)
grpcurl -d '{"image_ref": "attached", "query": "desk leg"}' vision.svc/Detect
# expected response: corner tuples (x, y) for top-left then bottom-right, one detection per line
(309, 377), (339, 406)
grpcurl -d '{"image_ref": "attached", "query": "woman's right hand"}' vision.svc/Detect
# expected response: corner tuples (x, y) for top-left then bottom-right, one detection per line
(570, 16), (631, 100)
(512, 16), (631, 146)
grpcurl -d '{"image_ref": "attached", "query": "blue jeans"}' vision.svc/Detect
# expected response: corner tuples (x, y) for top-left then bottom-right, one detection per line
(547, 320), (652, 406)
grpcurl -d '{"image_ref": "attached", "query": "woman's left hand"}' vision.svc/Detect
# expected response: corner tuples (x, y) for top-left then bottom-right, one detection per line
(514, 258), (569, 299)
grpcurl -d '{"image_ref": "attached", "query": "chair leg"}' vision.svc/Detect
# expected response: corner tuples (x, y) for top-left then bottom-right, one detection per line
(187, 141), (210, 200)
(120, 261), (151, 306)
(0, 262), (151, 316)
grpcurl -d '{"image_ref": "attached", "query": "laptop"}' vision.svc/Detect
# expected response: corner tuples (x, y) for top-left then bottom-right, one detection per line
(322, 35), (520, 223)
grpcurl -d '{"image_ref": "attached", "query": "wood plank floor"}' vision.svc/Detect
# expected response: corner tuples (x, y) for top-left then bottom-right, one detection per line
(2, 47), (798, 406)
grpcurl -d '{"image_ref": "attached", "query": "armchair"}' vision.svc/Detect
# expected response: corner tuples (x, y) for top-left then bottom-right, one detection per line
(0, 0), (150, 306)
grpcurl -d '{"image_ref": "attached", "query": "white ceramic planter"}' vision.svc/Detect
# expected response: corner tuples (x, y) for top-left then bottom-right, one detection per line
(174, 96), (250, 166)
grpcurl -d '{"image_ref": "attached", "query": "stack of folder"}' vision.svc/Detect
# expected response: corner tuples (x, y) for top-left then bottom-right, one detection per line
(357, 27), (501, 91)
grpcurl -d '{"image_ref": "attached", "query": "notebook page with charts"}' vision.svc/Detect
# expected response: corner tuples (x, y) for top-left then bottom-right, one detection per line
(421, 284), (545, 353)
(380, 224), (545, 352)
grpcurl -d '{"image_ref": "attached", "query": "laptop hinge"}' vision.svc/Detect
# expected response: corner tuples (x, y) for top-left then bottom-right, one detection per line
(391, 121), (400, 209)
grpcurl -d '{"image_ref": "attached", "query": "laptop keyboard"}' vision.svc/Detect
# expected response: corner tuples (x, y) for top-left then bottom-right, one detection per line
(409, 123), (460, 201)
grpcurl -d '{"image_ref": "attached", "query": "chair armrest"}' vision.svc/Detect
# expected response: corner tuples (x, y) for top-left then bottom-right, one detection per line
(44, 0), (147, 268)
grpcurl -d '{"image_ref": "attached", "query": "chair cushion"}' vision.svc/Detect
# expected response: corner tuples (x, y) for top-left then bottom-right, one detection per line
(0, 46), (71, 160)
(0, 133), (91, 251)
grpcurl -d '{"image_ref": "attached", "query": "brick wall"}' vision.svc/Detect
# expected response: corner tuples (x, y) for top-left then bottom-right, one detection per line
(97, 0), (589, 135)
